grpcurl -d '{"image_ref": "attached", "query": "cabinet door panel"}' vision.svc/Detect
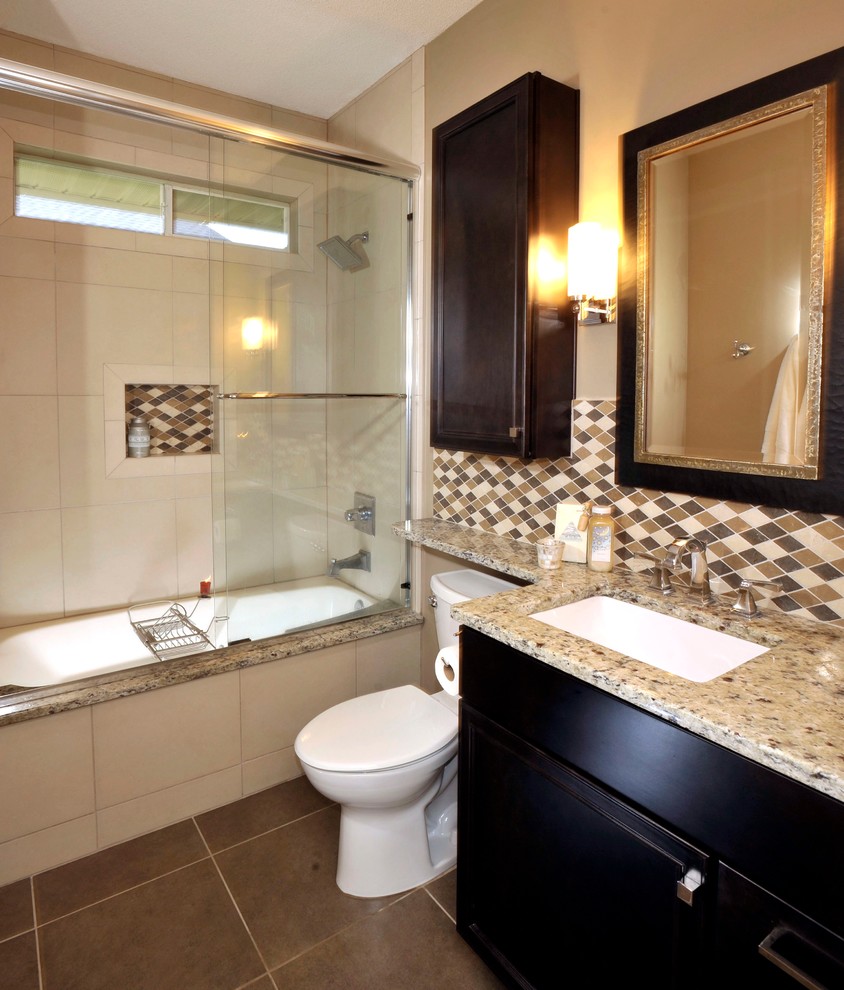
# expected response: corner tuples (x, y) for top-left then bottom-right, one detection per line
(457, 708), (709, 990)
(715, 864), (844, 989)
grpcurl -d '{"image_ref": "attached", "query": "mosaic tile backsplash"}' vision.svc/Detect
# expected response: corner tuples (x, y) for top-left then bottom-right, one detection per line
(126, 384), (215, 455)
(433, 400), (844, 626)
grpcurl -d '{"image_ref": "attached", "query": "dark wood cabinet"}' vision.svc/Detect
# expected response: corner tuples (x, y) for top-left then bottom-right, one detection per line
(431, 73), (579, 459)
(458, 627), (844, 990)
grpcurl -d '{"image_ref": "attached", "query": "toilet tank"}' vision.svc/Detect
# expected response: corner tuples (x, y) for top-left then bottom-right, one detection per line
(430, 569), (520, 648)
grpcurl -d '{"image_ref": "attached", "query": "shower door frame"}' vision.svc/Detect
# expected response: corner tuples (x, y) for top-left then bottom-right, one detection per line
(0, 55), (418, 616)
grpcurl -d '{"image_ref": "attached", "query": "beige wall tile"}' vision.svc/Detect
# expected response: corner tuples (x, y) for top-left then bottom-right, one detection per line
(0, 708), (95, 843)
(240, 644), (356, 761)
(173, 291), (211, 369)
(0, 276), (57, 395)
(52, 103), (174, 156)
(52, 50), (175, 102)
(0, 397), (60, 512)
(96, 767), (242, 848)
(0, 237), (56, 280)
(353, 60), (413, 161)
(0, 815), (98, 888)
(0, 509), (64, 627)
(176, 496), (213, 597)
(355, 624), (421, 696)
(242, 750), (302, 797)
(61, 500), (179, 612)
(56, 282), (174, 395)
(170, 83), (273, 127)
(270, 108), (327, 141)
(55, 243), (173, 291)
(92, 671), (241, 808)
(0, 33), (54, 69)
(58, 396), (176, 507)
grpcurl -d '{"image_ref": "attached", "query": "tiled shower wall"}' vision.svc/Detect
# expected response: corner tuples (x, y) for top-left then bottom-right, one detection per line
(433, 400), (844, 626)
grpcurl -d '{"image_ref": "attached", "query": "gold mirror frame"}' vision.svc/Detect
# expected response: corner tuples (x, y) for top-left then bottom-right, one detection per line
(633, 87), (828, 480)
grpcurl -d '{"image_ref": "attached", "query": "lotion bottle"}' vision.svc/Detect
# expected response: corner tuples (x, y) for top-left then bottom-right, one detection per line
(127, 415), (151, 458)
(587, 505), (615, 572)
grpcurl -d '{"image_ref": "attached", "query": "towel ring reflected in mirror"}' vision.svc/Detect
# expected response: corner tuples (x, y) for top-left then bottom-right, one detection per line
(617, 45), (844, 515)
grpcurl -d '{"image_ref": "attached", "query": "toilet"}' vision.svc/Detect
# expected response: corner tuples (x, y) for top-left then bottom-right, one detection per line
(294, 567), (519, 898)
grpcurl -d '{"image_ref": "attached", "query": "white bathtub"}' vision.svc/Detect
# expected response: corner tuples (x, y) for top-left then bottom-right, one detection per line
(0, 577), (377, 689)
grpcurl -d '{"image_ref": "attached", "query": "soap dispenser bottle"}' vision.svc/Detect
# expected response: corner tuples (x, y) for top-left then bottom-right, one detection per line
(586, 505), (616, 573)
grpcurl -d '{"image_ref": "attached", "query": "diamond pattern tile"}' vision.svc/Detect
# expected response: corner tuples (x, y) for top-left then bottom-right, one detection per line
(433, 400), (844, 627)
(126, 384), (214, 455)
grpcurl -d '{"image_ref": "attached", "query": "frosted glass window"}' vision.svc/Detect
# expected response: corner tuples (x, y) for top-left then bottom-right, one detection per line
(16, 156), (164, 233)
(15, 154), (290, 251)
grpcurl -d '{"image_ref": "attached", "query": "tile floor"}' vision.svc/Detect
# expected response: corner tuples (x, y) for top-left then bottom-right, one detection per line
(0, 776), (505, 990)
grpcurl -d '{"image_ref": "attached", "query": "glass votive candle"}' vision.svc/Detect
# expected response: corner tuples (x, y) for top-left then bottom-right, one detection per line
(536, 537), (564, 569)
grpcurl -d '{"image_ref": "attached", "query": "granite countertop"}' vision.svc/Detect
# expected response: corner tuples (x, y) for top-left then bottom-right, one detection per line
(395, 518), (844, 803)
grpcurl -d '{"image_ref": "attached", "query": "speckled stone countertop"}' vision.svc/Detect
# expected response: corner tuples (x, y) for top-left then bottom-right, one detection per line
(395, 518), (844, 803)
(0, 608), (421, 728)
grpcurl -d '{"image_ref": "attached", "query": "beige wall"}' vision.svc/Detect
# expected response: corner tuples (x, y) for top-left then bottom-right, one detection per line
(424, 0), (844, 398)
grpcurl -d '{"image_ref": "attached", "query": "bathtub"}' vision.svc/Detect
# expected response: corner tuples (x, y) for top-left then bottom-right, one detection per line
(0, 577), (380, 690)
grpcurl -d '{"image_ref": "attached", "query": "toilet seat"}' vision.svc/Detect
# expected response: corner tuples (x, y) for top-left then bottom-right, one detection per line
(295, 684), (457, 773)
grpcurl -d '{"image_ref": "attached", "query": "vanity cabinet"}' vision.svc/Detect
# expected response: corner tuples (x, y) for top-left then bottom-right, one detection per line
(457, 627), (844, 990)
(431, 73), (578, 459)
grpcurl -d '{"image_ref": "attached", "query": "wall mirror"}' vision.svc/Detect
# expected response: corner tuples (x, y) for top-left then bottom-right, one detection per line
(617, 46), (844, 515)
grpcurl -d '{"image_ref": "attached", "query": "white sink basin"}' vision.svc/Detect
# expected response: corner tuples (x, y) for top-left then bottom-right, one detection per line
(530, 596), (769, 683)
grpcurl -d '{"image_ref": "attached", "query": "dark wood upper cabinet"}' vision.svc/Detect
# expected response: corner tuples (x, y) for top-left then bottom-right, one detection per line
(431, 73), (579, 459)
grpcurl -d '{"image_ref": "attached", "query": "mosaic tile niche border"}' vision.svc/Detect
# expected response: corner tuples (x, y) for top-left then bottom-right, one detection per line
(126, 384), (215, 455)
(433, 400), (844, 626)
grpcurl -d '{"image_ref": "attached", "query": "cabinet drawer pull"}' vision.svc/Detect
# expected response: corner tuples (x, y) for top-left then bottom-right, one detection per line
(676, 866), (702, 906)
(759, 926), (843, 990)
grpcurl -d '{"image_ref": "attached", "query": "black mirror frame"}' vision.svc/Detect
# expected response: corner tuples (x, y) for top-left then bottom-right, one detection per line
(617, 46), (844, 515)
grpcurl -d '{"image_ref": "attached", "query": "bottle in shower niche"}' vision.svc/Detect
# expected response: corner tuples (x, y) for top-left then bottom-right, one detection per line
(586, 505), (616, 573)
(127, 415), (151, 458)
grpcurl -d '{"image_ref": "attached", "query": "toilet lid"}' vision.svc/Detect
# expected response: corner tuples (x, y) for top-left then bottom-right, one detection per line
(295, 684), (458, 772)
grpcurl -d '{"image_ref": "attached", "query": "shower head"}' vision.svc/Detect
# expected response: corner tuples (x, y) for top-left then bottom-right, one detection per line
(318, 231), (369, 271)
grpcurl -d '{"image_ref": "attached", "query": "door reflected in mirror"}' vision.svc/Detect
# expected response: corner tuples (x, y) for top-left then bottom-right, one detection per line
(635, 87), (828, 479)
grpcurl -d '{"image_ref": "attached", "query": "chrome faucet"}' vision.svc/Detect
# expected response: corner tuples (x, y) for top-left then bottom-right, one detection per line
(328, 549), (371, 577)
(665, 537), (712, 603)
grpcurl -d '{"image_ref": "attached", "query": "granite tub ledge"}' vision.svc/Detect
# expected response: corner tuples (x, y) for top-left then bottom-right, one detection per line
(0, 607), (422, 728)
(396, 517), (844, 803)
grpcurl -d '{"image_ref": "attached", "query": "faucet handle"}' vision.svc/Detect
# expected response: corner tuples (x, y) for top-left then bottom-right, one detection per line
(634, 551), (675, 595)
(732, 577), (781, 618)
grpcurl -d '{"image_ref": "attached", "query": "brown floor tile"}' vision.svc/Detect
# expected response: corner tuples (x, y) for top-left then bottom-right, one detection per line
(242, 978), (276, 990)
(0, 878), (33, 940)
(34, 818), (208, 924)
(196, 776), (332, 853)
(0, 932), (38, 990)
(0, 931), (40, 990)
(215, 805), (394, 970)
(38, 860), (265, 990)
(425, 868), (457, 920)
(270, 888), (506, 989)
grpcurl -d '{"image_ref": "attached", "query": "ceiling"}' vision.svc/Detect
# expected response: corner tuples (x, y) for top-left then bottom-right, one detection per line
(1, 0), (485, 118)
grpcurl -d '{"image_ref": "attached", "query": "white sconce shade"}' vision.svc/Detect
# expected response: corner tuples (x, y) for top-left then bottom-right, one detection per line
(241, 316), (265, 352)
(568, 222), (619, 300)
(568, 222), (619, 323)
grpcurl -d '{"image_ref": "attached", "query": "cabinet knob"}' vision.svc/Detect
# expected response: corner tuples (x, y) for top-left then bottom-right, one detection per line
(509, 426), (522, 438)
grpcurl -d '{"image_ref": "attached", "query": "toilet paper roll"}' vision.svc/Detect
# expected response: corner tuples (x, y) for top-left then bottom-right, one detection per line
(435, 644), (460, 697)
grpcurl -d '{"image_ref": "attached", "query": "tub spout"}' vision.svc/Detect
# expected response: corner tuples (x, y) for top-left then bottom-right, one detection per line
(328, 549), (371, 577)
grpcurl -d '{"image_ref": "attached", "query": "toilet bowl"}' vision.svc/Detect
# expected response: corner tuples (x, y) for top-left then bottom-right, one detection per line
(293, 567), (519, 898)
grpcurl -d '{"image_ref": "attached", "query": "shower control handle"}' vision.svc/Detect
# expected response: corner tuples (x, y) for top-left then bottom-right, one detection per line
(344, 492), (376, 536)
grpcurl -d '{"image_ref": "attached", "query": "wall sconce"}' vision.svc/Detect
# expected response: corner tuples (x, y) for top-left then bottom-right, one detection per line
(568, 222), (619, 324)
(241, 316), (266, 354)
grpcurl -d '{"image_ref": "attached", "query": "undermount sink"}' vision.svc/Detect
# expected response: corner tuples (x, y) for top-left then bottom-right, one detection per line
(530, 595), (770, 683)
